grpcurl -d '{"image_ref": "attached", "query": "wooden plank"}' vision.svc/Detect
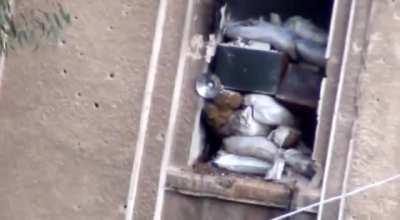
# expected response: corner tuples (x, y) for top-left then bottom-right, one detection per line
(165, 167), (292, 209)
(318, 0), (372, 219)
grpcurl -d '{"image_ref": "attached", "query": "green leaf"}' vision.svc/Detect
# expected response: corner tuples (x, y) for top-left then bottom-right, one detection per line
(0, 1), (72, 54)
(58, 3), (71, 24)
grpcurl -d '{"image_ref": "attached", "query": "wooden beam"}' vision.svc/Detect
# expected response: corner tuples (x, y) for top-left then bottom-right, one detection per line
(166, 167), (292, 209)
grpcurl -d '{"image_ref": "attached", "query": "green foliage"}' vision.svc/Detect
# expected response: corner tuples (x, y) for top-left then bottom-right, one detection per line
(0, 0), (71, 54)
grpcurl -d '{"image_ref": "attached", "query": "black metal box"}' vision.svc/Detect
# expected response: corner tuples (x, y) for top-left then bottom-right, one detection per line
(212, 44), (288, 95)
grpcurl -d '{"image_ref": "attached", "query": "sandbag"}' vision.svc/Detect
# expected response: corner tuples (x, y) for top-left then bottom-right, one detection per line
(244, 94), (295, 126)
(223, 136), (278, 162)
(212, 152), (272, 175)
(224, 19), (297, 59)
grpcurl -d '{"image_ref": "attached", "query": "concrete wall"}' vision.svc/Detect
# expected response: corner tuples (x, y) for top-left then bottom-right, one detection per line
(0, 0), (157, 219)
(3, 0), (400, 220)
(343, 0), (400, 219)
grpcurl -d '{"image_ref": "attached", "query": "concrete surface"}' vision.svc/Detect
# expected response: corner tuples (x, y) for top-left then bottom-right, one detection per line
(2, 0), (400, 219)
(129, 0), (188, 219)
(162, 192), (286, 220)
(317, 0), (372, 218)
(317, 0), (400, 219)
(343, 0), (400, 219)
(0, 0), (157, 219)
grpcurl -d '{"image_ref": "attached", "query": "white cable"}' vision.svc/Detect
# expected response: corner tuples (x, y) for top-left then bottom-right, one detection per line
(272, 173), (400, 220)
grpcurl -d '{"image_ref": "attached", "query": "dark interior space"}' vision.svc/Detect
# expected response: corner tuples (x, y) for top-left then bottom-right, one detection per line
(223, 0), (334, 29)
(196, 0), (335, 183)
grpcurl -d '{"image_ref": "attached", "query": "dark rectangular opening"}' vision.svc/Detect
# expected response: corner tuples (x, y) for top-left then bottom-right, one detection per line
(192, 0), (335, 189)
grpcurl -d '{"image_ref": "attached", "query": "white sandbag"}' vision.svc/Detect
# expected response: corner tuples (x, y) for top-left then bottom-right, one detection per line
(212, 152), (272, 175)
(222, 106), (271, 136)
(268, 126), (301, 148)
(295, 38), (326, 67)
(224, 19), (297, 59)
(244, 94), (295, 126)
(223, 136), (278, 162)
(284, 16), (328, 45)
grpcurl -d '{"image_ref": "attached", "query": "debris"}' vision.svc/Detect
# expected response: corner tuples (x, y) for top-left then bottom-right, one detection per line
(218, 4), (227, 32)
(268, 126), (301, 148)
(204, 103), (234, 132)
(213, 44), (287, 95)
(212, 151), (272, 175)
(195, 73), (222, 99)
(284, 149), (316, 178)
(296, 141), (313, 156)
(214, 90), (243, 110)
(246, 40), (272, 51)
(205, 34), (218, 63)
(223, 136), (278, 163)
(194, 9), (329, 184)
(282, 167), (311, 188)
(266, 153), (286, 180)
(295, 38), (326, 67)
(270, 13), (282, 26)
(220, 40), (272, 51)
(221, 106), (271, 136)
(224, 19), (297, 59)
(244, 94), (295, 126)
(284, 16), (328, 45)
(276, 63), (323, 108)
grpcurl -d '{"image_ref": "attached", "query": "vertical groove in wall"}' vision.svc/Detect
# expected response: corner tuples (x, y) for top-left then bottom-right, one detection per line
(317, 0), (357, 218)
(334, 0), (373, 218)
(0, 55), (5, 95)
(318, 0), (374, 218)
(325, 0), (341, 58)
(337, 139), (354, 220)
(125, 0), (168, 219)
(153, 0), (194, 219)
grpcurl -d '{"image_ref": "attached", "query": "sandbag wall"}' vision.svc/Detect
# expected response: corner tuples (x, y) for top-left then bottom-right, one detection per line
(194, 0), (333, 188)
